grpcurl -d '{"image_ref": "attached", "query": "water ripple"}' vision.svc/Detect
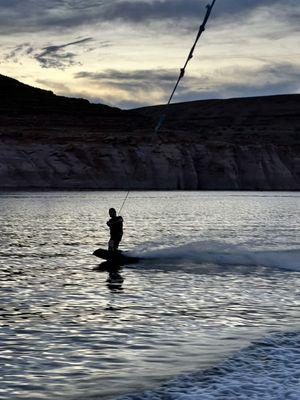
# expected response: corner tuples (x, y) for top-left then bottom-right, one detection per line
(0, 191), (299, 400)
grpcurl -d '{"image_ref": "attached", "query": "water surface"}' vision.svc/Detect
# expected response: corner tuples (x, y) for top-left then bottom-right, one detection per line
(0, 191), (299, 400)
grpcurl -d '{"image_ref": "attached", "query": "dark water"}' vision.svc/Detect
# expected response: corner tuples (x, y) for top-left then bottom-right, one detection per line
(0, 191), (299, 400)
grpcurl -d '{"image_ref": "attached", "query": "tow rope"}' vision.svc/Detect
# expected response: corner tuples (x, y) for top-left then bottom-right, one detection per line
(118, 0), (217, 214)
(155, 0), (217, 134)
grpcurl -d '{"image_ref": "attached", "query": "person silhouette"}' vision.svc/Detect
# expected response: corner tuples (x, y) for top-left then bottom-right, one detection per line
(106, 208), (123, 252)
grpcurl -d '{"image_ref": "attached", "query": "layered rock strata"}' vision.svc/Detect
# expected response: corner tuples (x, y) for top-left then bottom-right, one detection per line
(0, 74), (299, 190)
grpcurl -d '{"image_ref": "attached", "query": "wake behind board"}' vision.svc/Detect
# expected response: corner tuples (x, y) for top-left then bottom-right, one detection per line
(93, 248), (140, 265)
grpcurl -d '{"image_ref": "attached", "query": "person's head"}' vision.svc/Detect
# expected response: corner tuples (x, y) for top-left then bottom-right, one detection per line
(109, 208), (117, 218)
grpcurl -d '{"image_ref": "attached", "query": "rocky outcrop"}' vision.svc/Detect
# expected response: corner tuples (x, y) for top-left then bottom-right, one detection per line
(0, 140), (299, 190)
(0, 74), (299, 190)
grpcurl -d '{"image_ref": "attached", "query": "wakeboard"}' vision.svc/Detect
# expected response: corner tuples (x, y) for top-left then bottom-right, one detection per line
(93, 248), (140, 265)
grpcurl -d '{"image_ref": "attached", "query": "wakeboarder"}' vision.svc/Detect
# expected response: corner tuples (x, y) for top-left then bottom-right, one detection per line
(107, 208), (123, 252)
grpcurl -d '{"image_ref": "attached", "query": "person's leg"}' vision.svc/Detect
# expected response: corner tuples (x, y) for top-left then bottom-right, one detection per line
(109, 236), (122, 252)
(108, 239), (115, 252)
(114, 235), (122, 251)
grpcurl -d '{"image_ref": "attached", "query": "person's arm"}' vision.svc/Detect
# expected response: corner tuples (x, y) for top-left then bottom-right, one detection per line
(108, 217), (123, 226)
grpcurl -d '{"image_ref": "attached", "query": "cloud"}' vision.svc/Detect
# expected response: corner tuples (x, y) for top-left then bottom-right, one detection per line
(35, 78), (109, 104)
(0, 0), (299, 34)
(170, 62), (300, 103)
(73, 62), (300, 108)
(36, 79), (71, 93)
(2, 42), (34, 63)
(75, 69), (178, 88)
(74, 68), (185, 104)
(97, 0), (292, 23)
(20, 60), (299, 109)
(34, 37), (93, 69)
(174, 81), (300, 105)
(74, 68), (181, 106)
(0, 1), (107, 34)
(2, 37), (105, 70)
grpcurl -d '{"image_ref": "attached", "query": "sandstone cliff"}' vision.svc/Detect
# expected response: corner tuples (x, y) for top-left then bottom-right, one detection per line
(0, 74), (299, 190)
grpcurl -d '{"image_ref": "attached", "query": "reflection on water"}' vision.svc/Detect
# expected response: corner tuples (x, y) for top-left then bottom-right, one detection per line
(94, 262), (125, 291)
(0, 191), (299, 400)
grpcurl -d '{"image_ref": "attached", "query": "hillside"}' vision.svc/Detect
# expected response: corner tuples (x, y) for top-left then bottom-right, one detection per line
(134, 95), (300, 145)
(0, 74), (299, 190)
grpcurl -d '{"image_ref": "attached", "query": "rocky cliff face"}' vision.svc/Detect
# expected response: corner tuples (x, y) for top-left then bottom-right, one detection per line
(0, 74), (299, 190)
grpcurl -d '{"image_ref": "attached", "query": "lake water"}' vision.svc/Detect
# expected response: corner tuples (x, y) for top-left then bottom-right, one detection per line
(0, 191), (299, 400)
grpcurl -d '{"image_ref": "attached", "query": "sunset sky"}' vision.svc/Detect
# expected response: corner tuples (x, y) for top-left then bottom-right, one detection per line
(1, 0), (299, 108)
